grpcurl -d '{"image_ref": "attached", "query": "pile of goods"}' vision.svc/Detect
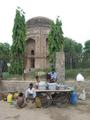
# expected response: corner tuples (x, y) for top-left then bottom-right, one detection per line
(37, 82), (73, 91)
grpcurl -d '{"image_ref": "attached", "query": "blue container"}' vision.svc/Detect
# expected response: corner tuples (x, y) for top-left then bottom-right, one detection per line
(70, 91), (78, 105)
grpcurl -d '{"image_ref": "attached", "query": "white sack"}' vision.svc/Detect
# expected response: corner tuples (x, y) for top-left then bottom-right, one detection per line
(79, 90), (86, 100)
(76, 73), (84, 81)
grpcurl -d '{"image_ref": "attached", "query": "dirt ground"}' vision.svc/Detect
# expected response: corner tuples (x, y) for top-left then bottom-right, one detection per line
(0, 98), (90, 120)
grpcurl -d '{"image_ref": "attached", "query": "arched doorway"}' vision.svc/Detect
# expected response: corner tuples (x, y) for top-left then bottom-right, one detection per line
(31, 50), (35, 68)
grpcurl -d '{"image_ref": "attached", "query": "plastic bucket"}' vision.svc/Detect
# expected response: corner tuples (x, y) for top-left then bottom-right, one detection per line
(70, 91), (78, 105)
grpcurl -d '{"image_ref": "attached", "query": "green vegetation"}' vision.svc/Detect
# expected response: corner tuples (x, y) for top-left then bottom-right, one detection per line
(0, 43), (10, 61)
(0, 43), (11, 72)
(2, 69), (48, 80)
(2, 72), (22, 80)
(82, 40), (90, 68)
(64, 37), (83, 69)
(65, 68), (90, 80)
(64, 38), (90, 69)
(10, 7), (26, 75)
(48, 17), (64, 69)
(2, 68), (90, 81)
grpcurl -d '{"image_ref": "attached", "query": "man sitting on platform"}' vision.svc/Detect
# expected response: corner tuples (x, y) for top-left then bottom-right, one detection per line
(48, 69), (57, 83)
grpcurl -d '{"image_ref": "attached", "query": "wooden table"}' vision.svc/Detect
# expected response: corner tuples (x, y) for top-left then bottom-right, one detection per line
(35, 89), (72, 108)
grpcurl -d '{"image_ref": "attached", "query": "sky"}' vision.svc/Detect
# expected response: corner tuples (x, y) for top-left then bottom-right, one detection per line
(0, 0), (90, 46)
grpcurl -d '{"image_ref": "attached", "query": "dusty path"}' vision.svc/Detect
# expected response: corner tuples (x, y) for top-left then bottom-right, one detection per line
(0, 101), (52, 120)
(45, 99), (90, 120)
(0, 99), (90, 120)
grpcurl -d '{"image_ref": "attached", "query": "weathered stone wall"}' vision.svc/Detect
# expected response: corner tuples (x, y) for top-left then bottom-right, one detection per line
(25, 16), (52, 70)
(25, 27), (50, 70)
(56, 52), (65, 83)
(0, 80), (90, 93)
(0, 81), (35, 92)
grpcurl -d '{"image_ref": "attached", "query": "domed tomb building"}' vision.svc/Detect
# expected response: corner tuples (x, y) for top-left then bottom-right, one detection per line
(25, 16), (52, 71)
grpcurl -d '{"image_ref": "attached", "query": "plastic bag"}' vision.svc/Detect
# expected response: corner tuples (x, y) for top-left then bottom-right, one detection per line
(79, 90), (86, 100)
(76, 73), (84, 81)
(35, 97), (42, 108)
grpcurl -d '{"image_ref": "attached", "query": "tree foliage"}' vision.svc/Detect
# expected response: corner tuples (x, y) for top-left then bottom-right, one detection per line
(64, 37), (83, 69)
(64, 37), (82, 54)
(82, 40), (90, 68)
(0, 43), (10, 61)
(48, 17), (64, 68)
(11, 7), (26, 74)
(0, 43), (11, 72)
(84, 40), (90, 53)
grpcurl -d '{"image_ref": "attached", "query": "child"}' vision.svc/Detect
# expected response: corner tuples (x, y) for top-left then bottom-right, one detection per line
(13, 91), (19, 100)
(16, 92), (26, 108)
(35, 75), (40, 89)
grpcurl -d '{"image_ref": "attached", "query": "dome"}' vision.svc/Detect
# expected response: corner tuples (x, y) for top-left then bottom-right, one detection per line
(26, 16), (52, 28)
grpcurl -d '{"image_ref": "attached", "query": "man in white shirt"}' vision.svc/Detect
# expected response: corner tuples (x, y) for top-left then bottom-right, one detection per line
(25, 83), (36, 102)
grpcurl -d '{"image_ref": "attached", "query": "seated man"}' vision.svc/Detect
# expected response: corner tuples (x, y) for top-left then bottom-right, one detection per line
(25, 83), (36, 102)
(46, 73), (51, 83)
(48, 71), (57, 83)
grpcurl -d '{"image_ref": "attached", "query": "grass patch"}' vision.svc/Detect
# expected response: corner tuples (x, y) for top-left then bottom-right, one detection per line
(28, 68), (50, 79)
(2, 72), (22, 80)
(65, 68), (90, 80)
(3, 68), (90, 81)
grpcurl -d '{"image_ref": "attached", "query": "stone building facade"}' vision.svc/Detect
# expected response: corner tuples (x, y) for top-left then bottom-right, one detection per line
(25, 16), (52, 71)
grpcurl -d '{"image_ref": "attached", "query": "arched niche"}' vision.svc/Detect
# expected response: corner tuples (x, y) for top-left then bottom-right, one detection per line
(25, 38), (35, 69)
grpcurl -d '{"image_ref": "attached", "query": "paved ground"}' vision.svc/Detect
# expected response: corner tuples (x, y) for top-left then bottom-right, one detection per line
(0, 98), (90, 120)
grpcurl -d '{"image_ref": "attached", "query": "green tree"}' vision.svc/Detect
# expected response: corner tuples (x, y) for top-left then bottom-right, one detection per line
(84, 40), (90, 53)
(0, 42), (11, 72)
(11, 7), (26, 74)
(0, 43), (10, 60)
(64, 37), (82, 54)
(64, 37), (82, 69)
(48, 17), (64, 69)
(82, 40), (90, 68)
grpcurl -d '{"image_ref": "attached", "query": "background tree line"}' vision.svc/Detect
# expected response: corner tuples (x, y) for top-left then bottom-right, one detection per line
(64, 38), (90, 69)
(0, 38), (90, 72)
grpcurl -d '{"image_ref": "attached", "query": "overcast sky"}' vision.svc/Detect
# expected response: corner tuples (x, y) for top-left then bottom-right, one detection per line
(0, 0), (90, 45)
